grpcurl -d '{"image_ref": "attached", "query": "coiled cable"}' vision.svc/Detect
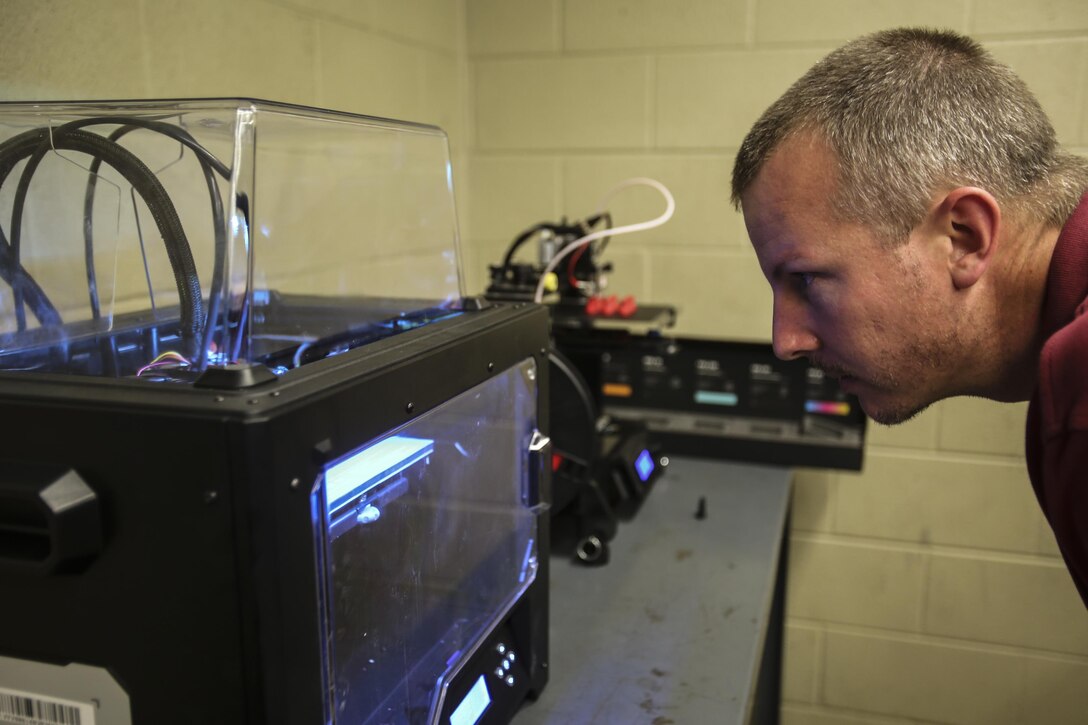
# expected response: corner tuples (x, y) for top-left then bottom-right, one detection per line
(0, 124), (205, 358)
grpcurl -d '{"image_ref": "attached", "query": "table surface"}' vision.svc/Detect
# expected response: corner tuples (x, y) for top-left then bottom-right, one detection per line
(514, 456), (792, 725)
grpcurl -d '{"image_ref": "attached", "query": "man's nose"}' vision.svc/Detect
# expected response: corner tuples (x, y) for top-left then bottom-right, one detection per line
(771, 299), (818, 361)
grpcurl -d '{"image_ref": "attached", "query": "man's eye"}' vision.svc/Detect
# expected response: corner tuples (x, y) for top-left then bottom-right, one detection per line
(792, 272), (815, 289)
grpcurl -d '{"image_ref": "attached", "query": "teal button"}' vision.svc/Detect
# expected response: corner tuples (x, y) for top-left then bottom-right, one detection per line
(694, 390), (738, 406)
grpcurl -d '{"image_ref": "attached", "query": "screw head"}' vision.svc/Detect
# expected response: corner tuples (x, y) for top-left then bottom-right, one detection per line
(488, 362), (495, 372)
(406, 402), (415, 413)
(290, 477), (301, 490)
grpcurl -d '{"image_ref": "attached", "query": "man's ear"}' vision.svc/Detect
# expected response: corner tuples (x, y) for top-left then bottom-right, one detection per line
(930, 187), (1001, 290)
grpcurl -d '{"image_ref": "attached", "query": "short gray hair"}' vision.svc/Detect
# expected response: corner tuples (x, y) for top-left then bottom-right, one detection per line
(731, 28), (1088, 242)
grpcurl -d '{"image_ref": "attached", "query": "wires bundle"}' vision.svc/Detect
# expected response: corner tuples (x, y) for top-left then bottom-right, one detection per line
(533, 178), (675, 303)
(0, 115), (233, 370)
(489, 177), (675, 304)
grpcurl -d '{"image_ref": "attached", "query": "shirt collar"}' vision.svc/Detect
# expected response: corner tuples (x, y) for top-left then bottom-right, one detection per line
(1040, 191), (1088, 339)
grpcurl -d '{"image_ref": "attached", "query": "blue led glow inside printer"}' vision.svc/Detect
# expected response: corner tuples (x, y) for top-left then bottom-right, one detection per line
(325, 435), (434, 538)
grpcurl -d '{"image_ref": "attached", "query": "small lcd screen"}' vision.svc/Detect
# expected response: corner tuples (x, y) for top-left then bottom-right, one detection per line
(450, 675), (491, 725)
(635, 449), (655, 482)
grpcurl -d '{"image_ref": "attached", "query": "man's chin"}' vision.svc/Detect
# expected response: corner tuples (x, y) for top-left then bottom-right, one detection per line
(857, 395), (930, 426)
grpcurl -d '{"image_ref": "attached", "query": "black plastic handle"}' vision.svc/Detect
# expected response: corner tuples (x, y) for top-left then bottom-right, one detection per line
(0, 462), (102, 576)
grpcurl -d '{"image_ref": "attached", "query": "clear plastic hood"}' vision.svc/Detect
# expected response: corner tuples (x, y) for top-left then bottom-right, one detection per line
(0, 99), (464, 382)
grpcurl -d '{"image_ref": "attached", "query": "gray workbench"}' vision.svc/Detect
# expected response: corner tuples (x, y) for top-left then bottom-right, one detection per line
(515, 457), (793, 724)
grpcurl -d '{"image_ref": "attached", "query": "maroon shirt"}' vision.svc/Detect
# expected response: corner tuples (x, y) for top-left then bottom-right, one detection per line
(1026, 191), (1088, 609)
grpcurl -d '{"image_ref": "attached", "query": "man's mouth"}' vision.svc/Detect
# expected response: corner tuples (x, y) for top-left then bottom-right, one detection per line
(809, 360), (863, 392)
(810, 358), (853, 381)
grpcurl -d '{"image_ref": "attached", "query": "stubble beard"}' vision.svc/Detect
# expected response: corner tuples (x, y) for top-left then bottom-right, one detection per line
(814, 317), (964, 427)
(860, 324), (965, 426)
(851, 251), (974, 425)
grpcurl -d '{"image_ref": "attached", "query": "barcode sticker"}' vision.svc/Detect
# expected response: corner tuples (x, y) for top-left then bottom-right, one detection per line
(0, 687), (94, 725)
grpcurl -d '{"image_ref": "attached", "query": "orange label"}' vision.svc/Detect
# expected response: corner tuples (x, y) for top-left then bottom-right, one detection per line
(602, 383), (633, 398)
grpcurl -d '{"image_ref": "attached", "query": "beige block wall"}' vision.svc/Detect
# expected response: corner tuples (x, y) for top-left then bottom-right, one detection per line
(466, 2), (1088, 725)
(0, 0), (468, 136)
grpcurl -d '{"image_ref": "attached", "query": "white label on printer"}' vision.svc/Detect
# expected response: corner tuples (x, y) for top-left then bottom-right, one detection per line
(0, 687), (95, 725)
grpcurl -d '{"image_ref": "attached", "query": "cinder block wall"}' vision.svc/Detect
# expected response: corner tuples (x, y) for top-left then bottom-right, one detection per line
(463, 2), (1088, 724)
(0, 0), (467, 141)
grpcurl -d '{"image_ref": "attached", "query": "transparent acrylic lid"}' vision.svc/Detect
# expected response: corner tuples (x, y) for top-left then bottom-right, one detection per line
(312, 358), (541, 724)
(0, 99), (464, 381)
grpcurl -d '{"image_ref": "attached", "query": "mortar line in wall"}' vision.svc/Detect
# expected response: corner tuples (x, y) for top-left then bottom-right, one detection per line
(1079, 44), (1088, 147)
(470, 147), (738, 157)
(973, 31), (1088, 44)
(812, 622), (826, 705)
(745, 0), (757, 48)
(471, 65), (481, 152)
(261, 0), (460, 58)
(641, 246), (760, 258)
(861, 443), (1026, 466)
(468, 39), (843, 62)
(554, 158), (563, 222)
(459, 6), (475, 160)
(465, 240), (748, 256)
(785, 616), (1088, 664)
(467, 30), (1088, 63)
(554, 0), (564, 54)
(642, 245), (652, 301)
(645, 55), (656, 149)
(470, 46), (734, 62)
(917, 546), (932, 634)
(827, 470), (839, 532)
(752, 32), (1088, 49)
(791, 530), (1066, 566)
(781, 702), (946, 725)
(136, 0), (153, 96)
(312, 19), (324, 107)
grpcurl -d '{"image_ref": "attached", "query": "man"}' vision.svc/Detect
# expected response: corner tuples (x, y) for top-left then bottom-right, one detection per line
(731, 28), (1088, 606)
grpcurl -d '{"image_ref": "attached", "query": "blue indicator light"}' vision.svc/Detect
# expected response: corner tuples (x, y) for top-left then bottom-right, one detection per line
(635, 449), (655, 482)
(695, 390), (739, 406)
(450, 675), (491, 725)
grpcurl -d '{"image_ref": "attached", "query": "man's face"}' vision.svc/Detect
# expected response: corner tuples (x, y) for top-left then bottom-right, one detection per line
(741, 134), (967, 424)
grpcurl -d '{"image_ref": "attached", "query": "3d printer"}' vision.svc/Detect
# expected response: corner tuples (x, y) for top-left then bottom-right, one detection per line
(484, 179), (866, 562)
(484, 181), (674, 565)
(0, 100), (549, 725)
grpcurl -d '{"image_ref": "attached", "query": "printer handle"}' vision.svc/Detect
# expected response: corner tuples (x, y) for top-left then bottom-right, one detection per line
(0, 462), (103, 576)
